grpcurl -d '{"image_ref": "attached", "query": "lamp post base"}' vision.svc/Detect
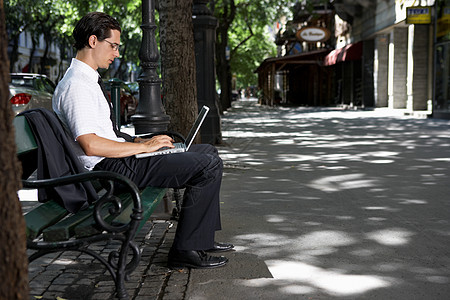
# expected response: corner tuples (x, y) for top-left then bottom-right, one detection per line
(131, 114), (170, 135)
(132, 0), (170, 135)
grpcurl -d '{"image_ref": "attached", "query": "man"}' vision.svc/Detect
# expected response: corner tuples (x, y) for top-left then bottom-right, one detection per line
(53, 12), (233, 269)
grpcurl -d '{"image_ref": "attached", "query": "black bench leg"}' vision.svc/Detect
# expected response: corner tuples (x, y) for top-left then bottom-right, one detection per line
(115, 226), (142, 299)
(115, 251), (130, 300)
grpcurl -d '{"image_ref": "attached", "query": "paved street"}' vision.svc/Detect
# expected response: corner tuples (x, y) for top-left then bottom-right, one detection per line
(190, 98), (450, 299)
(21, 98), (450, 299)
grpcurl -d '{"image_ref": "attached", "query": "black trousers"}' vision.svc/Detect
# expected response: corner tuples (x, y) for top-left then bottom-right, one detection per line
(94, 144), (222, 251)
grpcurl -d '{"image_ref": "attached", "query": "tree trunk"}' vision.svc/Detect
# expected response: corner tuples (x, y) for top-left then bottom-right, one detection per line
(40, 35), (50, 76)
(0, 0), (29, 299)
(9, 34), (19, 72)
(56, 42), (68, 83)
(213, 0), (236, 112)
(215, 35), (232, 111)
(28, 35), (37, 73)
(159, 0), (198, 139)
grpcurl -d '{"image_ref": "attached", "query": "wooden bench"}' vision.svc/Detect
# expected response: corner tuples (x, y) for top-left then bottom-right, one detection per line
(14, 115), (167, 300)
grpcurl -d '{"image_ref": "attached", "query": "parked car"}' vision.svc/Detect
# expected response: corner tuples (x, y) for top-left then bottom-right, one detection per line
(103, 81), (139, 124)
(9, 73), (56, 115)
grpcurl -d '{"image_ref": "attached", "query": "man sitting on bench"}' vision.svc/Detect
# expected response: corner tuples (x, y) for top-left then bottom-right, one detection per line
(52, 11), (233, 269)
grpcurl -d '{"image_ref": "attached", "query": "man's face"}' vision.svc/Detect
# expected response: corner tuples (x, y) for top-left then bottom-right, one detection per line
(94, 29), (121, 69)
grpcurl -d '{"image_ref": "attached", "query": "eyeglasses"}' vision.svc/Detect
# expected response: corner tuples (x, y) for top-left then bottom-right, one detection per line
(103, 39), (121, 52)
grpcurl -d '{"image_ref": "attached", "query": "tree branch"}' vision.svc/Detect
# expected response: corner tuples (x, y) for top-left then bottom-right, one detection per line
(231, 19), (253, 56)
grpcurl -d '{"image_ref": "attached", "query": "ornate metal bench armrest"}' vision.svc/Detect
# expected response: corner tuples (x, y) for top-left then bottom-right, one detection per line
(22, 171), (143, 229)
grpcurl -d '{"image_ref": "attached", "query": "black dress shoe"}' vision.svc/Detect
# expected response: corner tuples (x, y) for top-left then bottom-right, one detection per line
(168, 248), (228, 269)
(206, 242), (234, 253)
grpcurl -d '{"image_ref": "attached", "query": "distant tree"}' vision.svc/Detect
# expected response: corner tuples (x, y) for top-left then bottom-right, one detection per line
(34, 1), (68, 75)
(5, 0), (71, 75)
(5, 0), (143, 80)
(0, 0), (29, 298)
(211, 0), (236, 111)
(228, 2), (279, 90)
(211, 0), (294, 111)
(4, 0), (32, 72)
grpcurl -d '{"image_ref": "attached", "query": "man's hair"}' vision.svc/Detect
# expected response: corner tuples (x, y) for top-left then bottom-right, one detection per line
(73, 12), (121, 51)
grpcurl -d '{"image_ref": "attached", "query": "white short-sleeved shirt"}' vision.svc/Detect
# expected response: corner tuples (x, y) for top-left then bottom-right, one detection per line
(53, 58), (125, 170)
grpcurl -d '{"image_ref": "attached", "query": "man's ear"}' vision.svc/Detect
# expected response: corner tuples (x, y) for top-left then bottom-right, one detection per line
(88, 35), (97, 48)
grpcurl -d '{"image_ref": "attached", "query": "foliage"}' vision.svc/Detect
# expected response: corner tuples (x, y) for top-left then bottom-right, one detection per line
(227, 0), (287, 89)
(5, 0), (143, 80)
(229, 26), (276, 89)
(5, 0), (321, 100)
(5, 0), (302, 88)
(6, 0), (75, 66)
(4, 0), (31, 38)
(212, 0), (294, 109)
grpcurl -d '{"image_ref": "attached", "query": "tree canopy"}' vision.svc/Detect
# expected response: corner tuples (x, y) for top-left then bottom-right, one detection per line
(5, 0), (143, 80)
(212, 0), (295, 109)
(5, 0), (314, 103)
(229, 0), (294, 88)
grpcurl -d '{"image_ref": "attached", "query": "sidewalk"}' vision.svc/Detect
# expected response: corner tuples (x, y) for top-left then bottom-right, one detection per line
(21, 99), (450, 299)
(188, 98), (450, 299)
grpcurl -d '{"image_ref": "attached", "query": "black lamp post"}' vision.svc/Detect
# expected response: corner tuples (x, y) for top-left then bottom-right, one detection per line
(193, 0), (221, 144)
(131, 0), (170, 134)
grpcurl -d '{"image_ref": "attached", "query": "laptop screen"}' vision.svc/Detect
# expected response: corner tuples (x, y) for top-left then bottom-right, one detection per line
(184, 105), (210, 150)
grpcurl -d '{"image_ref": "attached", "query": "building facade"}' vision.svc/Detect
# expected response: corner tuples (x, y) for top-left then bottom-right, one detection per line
(8, 31), (133, 85)
(8, 31), (68, 83)
(257, 0), (450, 118)
(434, 0), (450, 118)
(342, 0), (435, 113)
(256, 1), (335, 106)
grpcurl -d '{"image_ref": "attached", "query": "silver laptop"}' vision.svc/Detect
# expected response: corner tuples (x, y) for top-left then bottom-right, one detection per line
(135, 105), (210, 158)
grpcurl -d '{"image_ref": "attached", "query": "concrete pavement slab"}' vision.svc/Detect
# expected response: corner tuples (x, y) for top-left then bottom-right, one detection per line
(187, 98), (450, 299)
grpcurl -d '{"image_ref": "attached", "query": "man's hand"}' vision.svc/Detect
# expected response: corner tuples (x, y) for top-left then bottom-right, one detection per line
(77, 134), (175, 158)
(139, 135), (175, 152)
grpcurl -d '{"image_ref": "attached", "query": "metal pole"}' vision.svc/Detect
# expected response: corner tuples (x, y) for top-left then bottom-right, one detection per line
(109, 78), (122, 128)
(131, 0), (170, 134)
(192, 0), (222, 144)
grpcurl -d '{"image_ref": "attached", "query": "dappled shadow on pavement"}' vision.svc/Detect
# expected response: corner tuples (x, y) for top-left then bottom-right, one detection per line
(210, 99), (450, 299)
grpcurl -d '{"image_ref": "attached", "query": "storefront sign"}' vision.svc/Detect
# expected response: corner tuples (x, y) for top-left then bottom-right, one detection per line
(437, 7), (450, 38)
(406, 6), (431, 24)
(296, 27), (331, 43)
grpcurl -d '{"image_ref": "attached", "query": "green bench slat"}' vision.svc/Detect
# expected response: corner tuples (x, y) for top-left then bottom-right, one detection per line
(44, 195), (133, 241)
(24, 201), (69, 239)
(14, 116), (37, 155)
(114, 187), (166, 232)
(31, 187), (166, 242)
(42, 207), (95, 242)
